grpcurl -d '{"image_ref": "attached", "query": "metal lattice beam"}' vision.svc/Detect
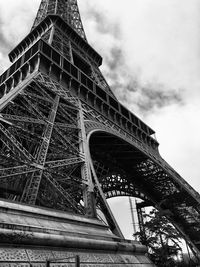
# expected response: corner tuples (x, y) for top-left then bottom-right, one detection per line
(32, 0), (87, 41)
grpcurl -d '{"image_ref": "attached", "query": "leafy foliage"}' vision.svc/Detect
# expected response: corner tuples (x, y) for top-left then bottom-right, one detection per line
(135, 209), (182, 266)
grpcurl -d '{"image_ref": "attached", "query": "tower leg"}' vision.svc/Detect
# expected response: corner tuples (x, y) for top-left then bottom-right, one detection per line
(75, 255), (80, 267)
(78, 102), (97, 218)
(89, 157), (124, 238)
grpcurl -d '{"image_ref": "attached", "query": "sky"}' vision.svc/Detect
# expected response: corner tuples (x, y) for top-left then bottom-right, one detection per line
(0, 0), (199, 239)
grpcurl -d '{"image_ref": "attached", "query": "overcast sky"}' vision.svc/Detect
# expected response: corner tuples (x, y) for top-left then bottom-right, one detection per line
(0, 0), (199, 239)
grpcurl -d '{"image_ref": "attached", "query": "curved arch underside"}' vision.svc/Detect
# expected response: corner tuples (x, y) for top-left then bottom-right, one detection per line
(89, 130), (179, 204)
(87, 126), (200, 254)
(89, 132), (149, 201)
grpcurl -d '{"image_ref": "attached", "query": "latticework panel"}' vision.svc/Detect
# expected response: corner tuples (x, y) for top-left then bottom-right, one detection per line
(0, 73), (84, 214)
(51, 27), (72, 61)
(49, 25), (117, 98)
(32, 0), (87, 41)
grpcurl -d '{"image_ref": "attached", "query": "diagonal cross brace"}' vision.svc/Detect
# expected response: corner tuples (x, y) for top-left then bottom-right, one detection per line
(0, 122), (34, 162)
(21, 95), (60, 204)
(0, 71), (39, 112)
(44, 171), (84, 213)
(89, 157), (124, 239)
(0, 165), (37, 179)
(54, 126), (80, 154)
(0, 114), (45, 125)
(45, 157), (84, 169)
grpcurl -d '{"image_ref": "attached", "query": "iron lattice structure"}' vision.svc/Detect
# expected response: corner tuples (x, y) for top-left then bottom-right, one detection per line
(0, 0), (200, 257)
(32, 0), (87, 40)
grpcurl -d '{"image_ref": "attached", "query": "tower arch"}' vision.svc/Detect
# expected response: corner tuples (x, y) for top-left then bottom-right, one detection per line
(87, 128), (150, 202)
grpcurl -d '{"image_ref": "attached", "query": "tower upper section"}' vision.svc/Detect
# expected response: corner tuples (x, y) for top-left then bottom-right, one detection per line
(6, 0), (157, 139)
(32, 0), (87, 41)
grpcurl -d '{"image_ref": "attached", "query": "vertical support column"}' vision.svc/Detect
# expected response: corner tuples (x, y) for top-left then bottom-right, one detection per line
(129, 197), (137, 238)
(89, 158), (124, 238)
(136, 202), (147, 245)
(69, 41), (74, 64)
(48, 25), (55, 45)
(75, 255), (80, 267)
(78, 101), (96, 218)
(54, 0), (58, 14)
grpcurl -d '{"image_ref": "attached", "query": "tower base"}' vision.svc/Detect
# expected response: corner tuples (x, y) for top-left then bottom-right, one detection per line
(0, 200), (154, 266)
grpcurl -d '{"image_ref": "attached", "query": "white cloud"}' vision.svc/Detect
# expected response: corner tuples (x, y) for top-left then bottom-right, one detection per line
(148, 102), (200, 190)
(0, 0), (39, 43)
(81, 0), (200, 95)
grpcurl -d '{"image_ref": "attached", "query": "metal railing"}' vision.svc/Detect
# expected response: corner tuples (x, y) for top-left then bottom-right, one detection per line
(46, 255), (80, 267)
(0, 259), (155, 266)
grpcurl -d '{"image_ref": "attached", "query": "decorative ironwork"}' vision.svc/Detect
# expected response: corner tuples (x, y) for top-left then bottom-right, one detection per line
(32, 0), (87, 41)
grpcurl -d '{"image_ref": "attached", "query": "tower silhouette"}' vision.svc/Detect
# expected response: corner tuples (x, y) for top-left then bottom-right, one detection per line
(0, 0), (200, 265)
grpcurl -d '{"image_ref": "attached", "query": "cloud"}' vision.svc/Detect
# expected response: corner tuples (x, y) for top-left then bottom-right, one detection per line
(79, 1), (185, 116)
(136, 84), (183, 113)
(0, 20), (11, 52)
(148, 101), (200, 188)
(0, 0), (39, 71)
(85, 8), (120, 38)
(99, 44), (184, 115)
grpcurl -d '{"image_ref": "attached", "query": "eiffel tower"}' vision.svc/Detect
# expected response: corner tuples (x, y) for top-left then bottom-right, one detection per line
(0, 0), (200, 265)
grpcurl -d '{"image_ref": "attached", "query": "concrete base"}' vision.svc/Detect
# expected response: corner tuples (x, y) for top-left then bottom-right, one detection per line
(0, 200), (155, 266)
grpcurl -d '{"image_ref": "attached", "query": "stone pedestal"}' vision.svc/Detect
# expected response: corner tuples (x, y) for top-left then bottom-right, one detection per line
(0, 200), (155, 266)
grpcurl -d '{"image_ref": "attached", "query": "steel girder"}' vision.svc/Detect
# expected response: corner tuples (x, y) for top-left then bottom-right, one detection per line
(32, 0), (87, 41)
